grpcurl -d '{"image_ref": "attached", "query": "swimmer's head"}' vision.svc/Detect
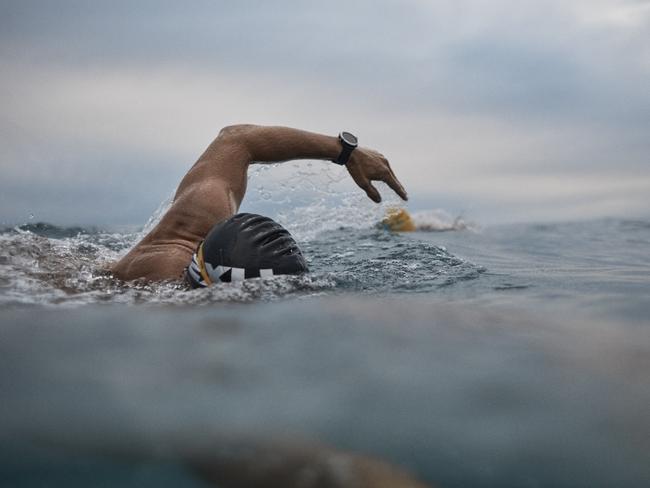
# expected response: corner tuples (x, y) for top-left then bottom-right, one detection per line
(185, 213), (308, 288)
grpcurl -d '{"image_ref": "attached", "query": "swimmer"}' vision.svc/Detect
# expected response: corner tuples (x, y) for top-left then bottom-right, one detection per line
(111, 125), (407, 283)
(381, 207), (417, 232)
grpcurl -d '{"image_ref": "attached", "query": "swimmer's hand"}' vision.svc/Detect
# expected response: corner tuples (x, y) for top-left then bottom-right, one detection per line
(346, 148), (408, 203)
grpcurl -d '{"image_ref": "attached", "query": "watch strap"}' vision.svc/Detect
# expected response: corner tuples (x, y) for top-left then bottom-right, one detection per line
(334, 132), (357, 165)
(335, 145), (354, 165)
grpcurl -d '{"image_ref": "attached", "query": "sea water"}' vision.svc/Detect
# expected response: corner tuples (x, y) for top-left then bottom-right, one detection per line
(1, 209), (649, 487)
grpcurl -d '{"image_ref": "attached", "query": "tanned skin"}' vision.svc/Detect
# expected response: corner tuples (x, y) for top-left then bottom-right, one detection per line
(111, 124), (407, 282)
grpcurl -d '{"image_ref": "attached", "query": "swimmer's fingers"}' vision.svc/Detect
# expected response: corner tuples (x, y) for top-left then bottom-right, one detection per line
(382, 163), (408, 201)
(357, 176), (382, 204)
(348, 163), (382, 203)
(363, 182), (382, 203)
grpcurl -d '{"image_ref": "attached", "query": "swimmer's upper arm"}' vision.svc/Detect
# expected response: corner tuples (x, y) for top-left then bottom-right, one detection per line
(174, 128), (252, 208)
(167, 178), (240, 238)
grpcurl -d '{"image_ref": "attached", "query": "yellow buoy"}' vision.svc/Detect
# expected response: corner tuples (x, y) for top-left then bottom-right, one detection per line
(381, 207), (416, 232)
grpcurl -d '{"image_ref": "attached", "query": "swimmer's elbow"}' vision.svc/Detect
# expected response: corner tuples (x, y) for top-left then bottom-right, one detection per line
(218, 124), (257, 141)
(217, 125), (263, 160)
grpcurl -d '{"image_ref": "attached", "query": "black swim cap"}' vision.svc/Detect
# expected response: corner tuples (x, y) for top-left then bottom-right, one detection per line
(185, 213), (308, 288)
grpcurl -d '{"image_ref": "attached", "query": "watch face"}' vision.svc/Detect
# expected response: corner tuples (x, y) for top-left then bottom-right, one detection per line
(340, 131), (358, 147)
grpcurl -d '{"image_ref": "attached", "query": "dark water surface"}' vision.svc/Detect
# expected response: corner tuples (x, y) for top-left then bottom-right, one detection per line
(1, 217), (649, 487)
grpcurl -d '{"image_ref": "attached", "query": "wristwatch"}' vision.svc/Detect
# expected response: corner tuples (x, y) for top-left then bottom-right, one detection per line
(333, 131), (358, 165)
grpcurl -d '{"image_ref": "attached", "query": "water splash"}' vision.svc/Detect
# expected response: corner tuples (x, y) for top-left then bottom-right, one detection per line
(411, 209), (473, 232)
(247, 161), (404, 241)
(133, 190), (175, 242)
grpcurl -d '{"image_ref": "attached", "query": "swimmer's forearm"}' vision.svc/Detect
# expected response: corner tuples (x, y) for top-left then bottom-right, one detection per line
(178, 125), (341, 214)
(220, 124), (341, 163)
(191, 124), (407, 206)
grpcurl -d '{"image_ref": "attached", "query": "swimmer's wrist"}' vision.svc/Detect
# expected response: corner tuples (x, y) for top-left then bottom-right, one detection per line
(331, 131), (358, 166)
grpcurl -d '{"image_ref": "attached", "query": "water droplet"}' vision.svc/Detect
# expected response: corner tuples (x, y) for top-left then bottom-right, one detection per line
(29, 213), (35, 220)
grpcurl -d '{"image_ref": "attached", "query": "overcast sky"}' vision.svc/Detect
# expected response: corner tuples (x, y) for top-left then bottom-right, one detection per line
(1, 0), (649, 226)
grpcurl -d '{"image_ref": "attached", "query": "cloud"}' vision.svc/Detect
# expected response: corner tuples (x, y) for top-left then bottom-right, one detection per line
(1, 0), (649, 225)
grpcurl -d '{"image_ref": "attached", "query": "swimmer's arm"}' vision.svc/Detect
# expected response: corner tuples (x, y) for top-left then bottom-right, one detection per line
(198, 124), (408, 203)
